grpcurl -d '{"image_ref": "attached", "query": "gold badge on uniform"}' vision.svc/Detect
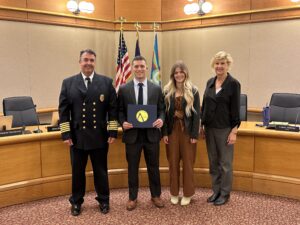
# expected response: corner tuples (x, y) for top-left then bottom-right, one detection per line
(100, 94), (105, 102)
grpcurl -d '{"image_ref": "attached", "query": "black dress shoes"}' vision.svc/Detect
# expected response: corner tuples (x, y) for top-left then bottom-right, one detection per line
(71, 204), (81, 216)
(99, 203), (110, 214)
(207, 193), (220, 203)
(214, 195), (230, 206)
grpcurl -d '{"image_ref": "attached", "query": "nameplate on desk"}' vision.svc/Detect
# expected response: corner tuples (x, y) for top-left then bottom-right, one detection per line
(0, 129), (23, 137)
(47, 126), (60, 132)
(275, 125), (300, 132)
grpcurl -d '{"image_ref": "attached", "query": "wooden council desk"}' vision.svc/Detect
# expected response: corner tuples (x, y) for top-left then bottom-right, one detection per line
(0, 122), (299, 207)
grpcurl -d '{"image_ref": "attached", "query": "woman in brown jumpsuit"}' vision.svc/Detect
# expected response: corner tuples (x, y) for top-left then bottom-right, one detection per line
(162, 61), (200, 206)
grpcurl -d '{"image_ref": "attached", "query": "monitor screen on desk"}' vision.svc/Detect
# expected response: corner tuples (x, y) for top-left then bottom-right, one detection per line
(0, 116), (13, 131)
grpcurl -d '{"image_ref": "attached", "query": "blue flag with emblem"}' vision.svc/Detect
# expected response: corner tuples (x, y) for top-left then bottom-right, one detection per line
(150, 33), (161, 86)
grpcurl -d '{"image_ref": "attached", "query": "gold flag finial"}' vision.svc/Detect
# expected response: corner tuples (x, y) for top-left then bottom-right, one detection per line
(134, 22), (141, 32)
(152, 22), (160, 32)
(118, 17), (126, 31)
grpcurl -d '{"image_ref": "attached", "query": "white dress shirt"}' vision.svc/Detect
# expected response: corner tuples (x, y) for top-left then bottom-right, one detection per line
(133, 78), (148, 105)
(81, 72), (95, 88)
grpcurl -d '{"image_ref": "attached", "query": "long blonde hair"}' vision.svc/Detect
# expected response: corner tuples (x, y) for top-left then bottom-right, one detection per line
(163, 61), (197, 117)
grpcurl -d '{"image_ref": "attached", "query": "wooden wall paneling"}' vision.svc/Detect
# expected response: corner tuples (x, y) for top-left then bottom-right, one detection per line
(41, 178), (71, 198)
(251, 9), (300, 22)
(40, 139), (71, 177)
(108, 138), (128, 169)
(194, 170), (211, 188)
(27, 13), (76, 26)
(233, 135), (254, 172)
(162, 0), (251, 22)
(136, 170), (169, 187)
(92, 0), (115, 21)
(115, 0), (161, 21)
(160, 142), (169, 167)
(201, 15), (251, 27)
(94, 20), (115, 30)
(196, 140), (209, 168)
(0, 185), (42, 208)
(161, 0), (195, 21)
(209, 0), (251, 14)
(27, 0), (114, 27)
(0, 0), (27, 8)
(251, 0), (296, 9)
(253, 178), (300, 199)
(161, 20), (202, 31)
(75, 17), (97, 29)
(254, 137), (300, 178)
(74, 19), (115, 31)
(0, 142), (41, 185)
(233, 173), (253, 192)
(0, 9), (27, 21)
(108, 172), (129, 189)
(41, 139), (93, 178)
(196, 134), (255, 172)
(27, 0), (71, 15)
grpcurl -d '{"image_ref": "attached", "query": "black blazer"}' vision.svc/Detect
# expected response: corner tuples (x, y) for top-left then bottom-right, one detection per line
(118, 80), (165, 144)
(162, 88), (200, 139)
(59, 73), (118, 150)
(201, 73), (241, 129)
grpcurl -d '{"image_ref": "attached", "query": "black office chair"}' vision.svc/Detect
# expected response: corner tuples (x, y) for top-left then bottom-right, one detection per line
(240, 94), (247, 121)
(269, 93), (300, 124)
(3, 96), (40, 128)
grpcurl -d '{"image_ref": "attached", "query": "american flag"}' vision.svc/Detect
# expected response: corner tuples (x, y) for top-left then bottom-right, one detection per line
(115, 31), (131, 93)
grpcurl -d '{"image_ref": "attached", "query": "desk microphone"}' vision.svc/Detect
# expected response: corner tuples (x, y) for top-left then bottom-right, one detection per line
(33, 112), (43, 133)
(294, 109), (300, 127)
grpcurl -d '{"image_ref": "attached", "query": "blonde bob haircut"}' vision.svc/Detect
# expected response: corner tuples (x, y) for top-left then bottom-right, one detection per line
(163, 60), (197, 117)
(210, 51), (233, 69)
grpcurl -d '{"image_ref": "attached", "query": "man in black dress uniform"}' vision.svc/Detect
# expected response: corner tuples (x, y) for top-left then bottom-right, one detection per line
(58, 49), (118, 216)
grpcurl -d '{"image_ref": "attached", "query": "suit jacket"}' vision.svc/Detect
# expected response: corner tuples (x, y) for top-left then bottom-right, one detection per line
(201, 73), (241, 129)
(58, 73), (118, 150)
(118, 79), (165, 144)
(162, 88), (200, 139)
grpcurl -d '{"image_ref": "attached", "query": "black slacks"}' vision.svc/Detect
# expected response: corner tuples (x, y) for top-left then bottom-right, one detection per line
(69, 145), (109, 205)
(125, 129), (161, 200)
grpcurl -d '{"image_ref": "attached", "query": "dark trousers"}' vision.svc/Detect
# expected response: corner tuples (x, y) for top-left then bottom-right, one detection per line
(205, 127), (234, 197)
(69, 146), (109, 205)
(125, 129), (161, 200)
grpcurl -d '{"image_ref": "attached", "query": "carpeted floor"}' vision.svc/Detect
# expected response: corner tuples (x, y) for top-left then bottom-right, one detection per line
(0, 187), (299, 225)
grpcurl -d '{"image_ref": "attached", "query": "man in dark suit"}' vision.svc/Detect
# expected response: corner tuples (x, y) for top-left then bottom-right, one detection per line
(59, 49), (118, 216)
(118, 55), (165, 211)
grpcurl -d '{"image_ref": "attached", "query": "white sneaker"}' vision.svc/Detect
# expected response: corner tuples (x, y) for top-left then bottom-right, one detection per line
(170, 195), (179, 204)
(180, 196), (191, 206)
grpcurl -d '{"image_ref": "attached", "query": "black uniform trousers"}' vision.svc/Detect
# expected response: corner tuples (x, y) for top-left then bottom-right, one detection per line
(125, 129), (161, 200)
(69, 145), (109, 205)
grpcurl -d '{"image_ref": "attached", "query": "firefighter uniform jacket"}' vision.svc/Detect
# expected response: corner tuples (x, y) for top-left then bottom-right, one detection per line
(58, 73), (118, 150)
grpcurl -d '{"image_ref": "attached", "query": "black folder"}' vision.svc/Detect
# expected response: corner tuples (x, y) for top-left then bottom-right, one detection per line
(128, 104), (157, 128)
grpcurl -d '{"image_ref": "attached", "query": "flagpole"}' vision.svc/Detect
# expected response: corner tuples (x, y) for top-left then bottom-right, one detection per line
(151, 22), (161, 86)
(152, 22), (159, 37)
(134, 22), (141, 38)
(134, 22), (141, 57)
(119, 17), (126, 84)
(119, 16), (126, 51)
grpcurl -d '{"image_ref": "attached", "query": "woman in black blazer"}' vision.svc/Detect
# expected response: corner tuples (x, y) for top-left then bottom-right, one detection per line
(201, 51), (241, 206)
(162, 61), (200, 206)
